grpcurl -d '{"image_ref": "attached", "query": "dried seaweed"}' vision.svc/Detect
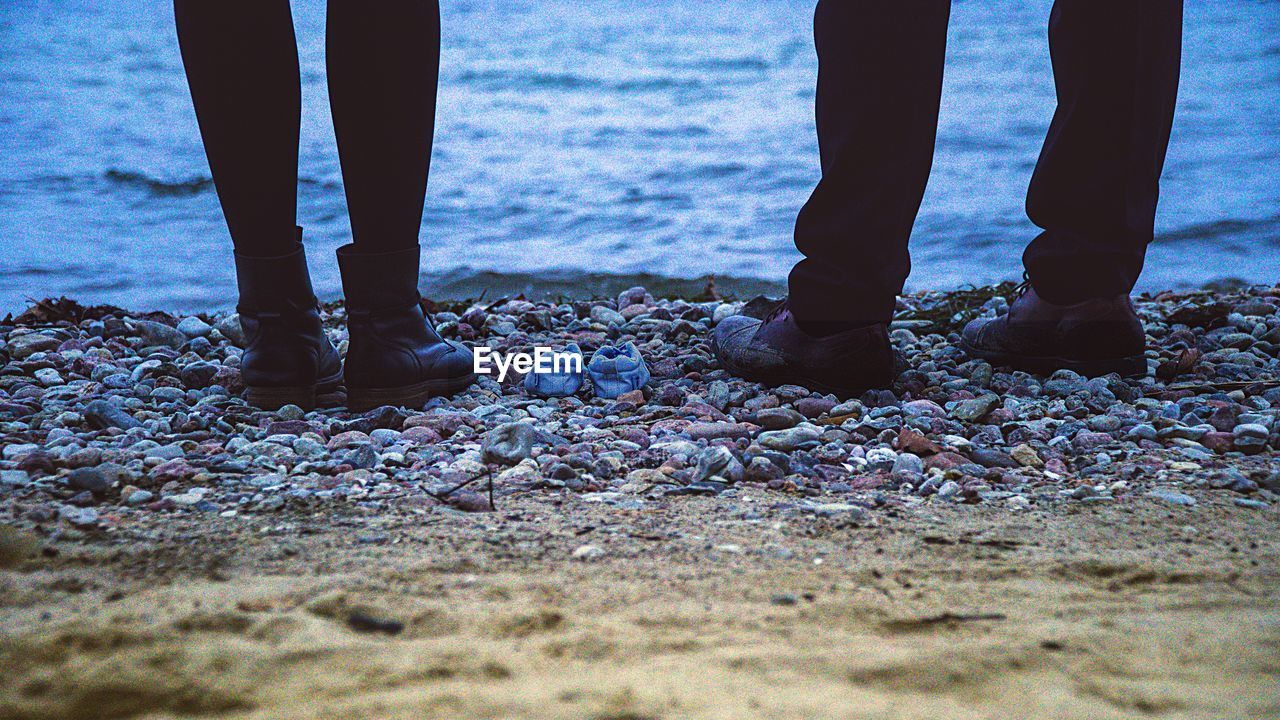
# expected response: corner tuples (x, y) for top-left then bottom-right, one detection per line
(896, 282), (1021, 334)
(5, 296), (135, 326)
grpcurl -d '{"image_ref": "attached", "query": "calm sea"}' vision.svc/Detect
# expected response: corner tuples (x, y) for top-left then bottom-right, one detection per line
(1, 0), (1278, 312)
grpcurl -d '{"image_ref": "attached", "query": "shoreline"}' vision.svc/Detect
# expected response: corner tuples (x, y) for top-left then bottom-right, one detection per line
(2, 283), (1279, 718)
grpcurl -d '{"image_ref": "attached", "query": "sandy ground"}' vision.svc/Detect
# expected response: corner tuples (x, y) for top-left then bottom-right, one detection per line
(2, 489), (1277, 720)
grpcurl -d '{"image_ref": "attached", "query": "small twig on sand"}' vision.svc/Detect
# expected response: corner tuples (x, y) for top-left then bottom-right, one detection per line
(427, 468), (496, 510)
(914, 612), (1007, 626)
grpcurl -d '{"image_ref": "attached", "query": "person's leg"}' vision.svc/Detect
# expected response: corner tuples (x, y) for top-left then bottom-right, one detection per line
(1023, 0), (1183, 303)
(173, 0), (301, 257)
(960, 0), (1180, 378)
(174, 1), (341, 409)
(714, 1), (950, 396)
(789, 0), (952, 332)
(326, 0), (473, 409)
(326, 0), (440, 252)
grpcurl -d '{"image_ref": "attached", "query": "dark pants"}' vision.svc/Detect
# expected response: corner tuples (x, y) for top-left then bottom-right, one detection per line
(174, 0), (440, 257)
(788, 0), (1183, 325)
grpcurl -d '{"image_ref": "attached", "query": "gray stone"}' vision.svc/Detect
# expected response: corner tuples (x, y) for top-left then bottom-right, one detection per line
(66, 467), (114, 495)
(84, 400), (142, 430)
(693, 446), (744, 483)
(745, 456), (784, 483)
(589, 306), (625, 326)
(2, 444), (38, 461)
(754, 408), (803, 430)
(1147, 490), (1196, 507)
(58, 505), (99, 527)
(803, 503), (866, 520)
(950, 395), (999, 422)
(865, 447), (897, 471)
(33, 368), (64, 386)
(937, 480), (962, 500)
(757, 425), (822, 452)
(177, 316), (213, 338)
(571, 544), (605, 561)
(482, 422), (542, 465)
(892, 452), (924, 476)
(8, 333), (61, 359)
(125, 489), (154, 506)
(215, 314), (248, 347)
(1233, 423), (1270, 451)
(130, 320), (186, 349)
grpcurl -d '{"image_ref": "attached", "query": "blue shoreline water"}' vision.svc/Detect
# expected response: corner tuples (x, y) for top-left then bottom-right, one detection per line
(1, 0), (1278, 312)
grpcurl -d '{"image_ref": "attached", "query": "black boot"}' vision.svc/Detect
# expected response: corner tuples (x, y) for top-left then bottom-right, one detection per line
(337, 244), (475, 411)
(234, 230), (343, 410)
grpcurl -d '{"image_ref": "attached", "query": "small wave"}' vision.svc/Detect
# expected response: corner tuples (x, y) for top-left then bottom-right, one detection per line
(649, 163), (748, 182)
(455, 68), (704, 93)
(675, 57), (770, 72)
(104, 169), (212, 197)
(1157, 215), (1280, 244)
(418, 268), (785, 302)
(612, 77), (704, 92)
(455, 68), (603, 91)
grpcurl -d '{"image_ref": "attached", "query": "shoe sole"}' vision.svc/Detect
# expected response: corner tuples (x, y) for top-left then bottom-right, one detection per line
(346, 373), (477, 413)
(960, 340), (1147, 377)
(246, 371), (344, 412)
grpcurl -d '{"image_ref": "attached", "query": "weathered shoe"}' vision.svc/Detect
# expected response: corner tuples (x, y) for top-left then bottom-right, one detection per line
(234, 232), (343, 411)
(961, 285), (1146, 376)
(524, 342), (585, 397)
(586, 342), (650, 399)
(337, 244), (475, 411)
(712, 299), (896, 397)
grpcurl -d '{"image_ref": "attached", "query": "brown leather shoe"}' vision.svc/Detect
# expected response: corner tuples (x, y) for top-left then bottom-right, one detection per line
(712, 299), (897, 397)
(961, 285), (1147, 377)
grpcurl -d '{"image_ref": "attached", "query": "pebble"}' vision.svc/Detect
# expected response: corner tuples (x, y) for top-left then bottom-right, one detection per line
(755, 408), (804, 430)
(33, 368), (64, 387)
(8, 332), (61, 358)
(83, 400), (142, 430)
(1148, 490), (1197, 507)
(66, 467), (115, 495)
(130, 319), (187, 349)
(58, 505), (99, 527)
(483, 422), (543, 465)
(177, 316), (213, 338)
(937, 481), (962, 500)
(0, 285), (1270, 531)
(571, 544), (605, 561)
(950, 396), (999, 422)
(757, 425), (821, 451)
(589, 306), (625, 326)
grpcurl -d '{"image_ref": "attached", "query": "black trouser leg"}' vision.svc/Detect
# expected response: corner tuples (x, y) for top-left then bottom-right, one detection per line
(789, 0), (951, 327)
(1023, 0), (1183, 304)
(174, 0), (301, 258)
(327, 0), (441, 253)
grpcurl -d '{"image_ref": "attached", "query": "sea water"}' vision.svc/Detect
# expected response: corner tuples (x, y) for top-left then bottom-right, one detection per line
(1, 0), (1278, 312)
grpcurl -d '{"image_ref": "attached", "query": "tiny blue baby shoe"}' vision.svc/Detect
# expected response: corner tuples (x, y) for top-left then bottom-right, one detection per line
(523, 343), (585, 397)
(587, 341), (650, 399)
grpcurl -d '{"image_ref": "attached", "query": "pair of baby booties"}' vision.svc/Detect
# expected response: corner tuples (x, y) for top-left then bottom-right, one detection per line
(522, 342), (650, 399)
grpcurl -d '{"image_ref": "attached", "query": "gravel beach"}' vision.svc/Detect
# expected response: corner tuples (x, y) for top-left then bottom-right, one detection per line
(2, 283), (1279, 719)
